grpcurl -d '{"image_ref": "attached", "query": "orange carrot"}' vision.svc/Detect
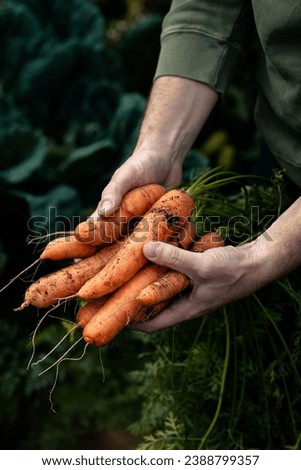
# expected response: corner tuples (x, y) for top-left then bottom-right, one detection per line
(78, 223), (195, 329)
(137, 271), (190, 307)
(191, 231), (225, 252)
(40, 235), (98, 261)
(15, 222), (195, 310)
(74, 183), (166, 246)
(134, 299), (171, 322)
(0, 234), (99, 295)
(137, 232), (224, 306)
(76, 297), (109, 329)
(15, 241), (123, 310)
(82, 263), (169, 347)
(78, 189), (195, 301)
(166, 220), (196, 249)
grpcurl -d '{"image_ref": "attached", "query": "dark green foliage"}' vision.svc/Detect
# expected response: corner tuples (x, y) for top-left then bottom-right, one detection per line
(0, 0), (136, 193)
(0, 0), (163, 450)
(117, 15), (163, 96)
(0, 311), (144, 449)
(0, 0), (155, 260)
(1, 0), (300, 452)
(126, 178), (301, 450)
(129, 283), (301, 450)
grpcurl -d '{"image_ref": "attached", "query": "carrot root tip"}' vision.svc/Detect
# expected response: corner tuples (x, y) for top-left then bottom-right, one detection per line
(14, 301), (29, 311)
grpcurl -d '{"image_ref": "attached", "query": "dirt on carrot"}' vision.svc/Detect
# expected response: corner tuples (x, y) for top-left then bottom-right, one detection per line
(74, 183), (166, 246)
(137, 232), (224, 306)
(15, 241), (124, 310)
(40, 235), (98, 261)
(76, 297), (109, 329)
(78, 189), (195, 301)
(82, 263), (169, 347)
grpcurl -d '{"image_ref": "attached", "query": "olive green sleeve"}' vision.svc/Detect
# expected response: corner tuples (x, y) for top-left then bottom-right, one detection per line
(155, 0), (253, 95)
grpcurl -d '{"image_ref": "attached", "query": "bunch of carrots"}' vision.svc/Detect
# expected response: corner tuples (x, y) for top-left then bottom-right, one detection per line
(10, 174), (229, 349)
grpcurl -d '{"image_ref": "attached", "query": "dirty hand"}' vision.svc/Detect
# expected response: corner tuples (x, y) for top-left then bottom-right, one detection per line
(133, 195), (301, 332)
(91, 77), (219, 218)
(132, 240), (259, 332)
(93, 149), (182, 218)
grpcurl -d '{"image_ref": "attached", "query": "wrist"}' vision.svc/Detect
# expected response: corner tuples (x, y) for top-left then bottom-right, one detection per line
(135, 76), (218, 164)
(243, 235), (288, 290)
(134, 139), (185, 168)
(234, 239), (275, 295)
(248, 198), (301, 284)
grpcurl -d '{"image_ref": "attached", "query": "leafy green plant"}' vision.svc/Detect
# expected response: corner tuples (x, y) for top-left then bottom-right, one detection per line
(129, 275), (301, 450)
(1, 0), (300, 453)
(0, 1), (167, 450)
(127, 174), (301, 450)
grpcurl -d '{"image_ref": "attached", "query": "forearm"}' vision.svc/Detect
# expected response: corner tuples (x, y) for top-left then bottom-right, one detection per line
(134, 76), (218, 164)
(249, 197), (301, 285)
(97, 76), (217, 214)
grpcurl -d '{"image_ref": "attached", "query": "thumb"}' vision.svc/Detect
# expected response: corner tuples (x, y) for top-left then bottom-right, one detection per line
(97, 182), (124, 217)
(97, 158), (146, 216)
(143, 241), (197, 278)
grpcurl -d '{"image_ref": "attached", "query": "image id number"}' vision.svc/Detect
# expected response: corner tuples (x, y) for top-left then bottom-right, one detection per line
(184, 455), (260, 465)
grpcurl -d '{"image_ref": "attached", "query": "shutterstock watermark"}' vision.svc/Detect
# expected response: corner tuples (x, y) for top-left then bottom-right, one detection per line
(26, 206), (276, 245)
(27, 207), (81, 240)
(202, 206), (275, 243)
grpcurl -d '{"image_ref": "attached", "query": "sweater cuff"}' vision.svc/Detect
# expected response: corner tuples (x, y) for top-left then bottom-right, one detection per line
(155, 30), (244, 96)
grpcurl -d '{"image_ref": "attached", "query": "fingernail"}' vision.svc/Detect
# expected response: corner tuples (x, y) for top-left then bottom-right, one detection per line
(143, 242), (161, 259)
(98, 200), (113, 216)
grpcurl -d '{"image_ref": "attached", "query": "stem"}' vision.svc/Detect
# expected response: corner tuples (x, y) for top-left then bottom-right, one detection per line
(185, 166), (224, 194)
(227, 311), (238, 439)
(179, 316), (208, 392)
(276, 277), (301, 314)
(228, 330), (247, 447)
(253, 294), (299, 443)
(198, 308), (230, 449)
(262, 320), (298, 444)
(292, 433), (301, 450)
(253, 294), (301, 385)
(247, 302), (272, 448)
(186, 167), (270, 199)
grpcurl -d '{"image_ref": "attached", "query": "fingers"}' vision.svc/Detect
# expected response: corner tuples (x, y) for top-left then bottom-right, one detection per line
(143, 241), (198, 279)
(96, 157), (150, 216)
(136, 244), (256, 332)
(94, 149), (184, 218)
(97, 168), (134, 216)
(134, 295), (203, 332)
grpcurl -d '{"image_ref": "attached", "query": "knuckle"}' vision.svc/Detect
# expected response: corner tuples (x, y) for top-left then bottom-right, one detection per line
(164, 245), (183, 266)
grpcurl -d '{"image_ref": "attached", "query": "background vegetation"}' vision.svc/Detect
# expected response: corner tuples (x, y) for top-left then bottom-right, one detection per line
(0, 0), (300, 450)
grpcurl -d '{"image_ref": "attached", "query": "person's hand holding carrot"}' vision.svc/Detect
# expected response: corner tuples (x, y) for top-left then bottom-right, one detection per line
(133, 195), (301, 332)
(134, 241), (255, 331)
(90, 76), (301, 332)
(93, 77), (218, 217)
(95, 147), (183, 217)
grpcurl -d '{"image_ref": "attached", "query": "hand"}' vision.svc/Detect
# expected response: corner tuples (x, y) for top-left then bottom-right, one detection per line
(91, 76), (218, 218)
(93, 149), (183, 218)
(131, 195), (301, 332)
(133, 240), (265, 332)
